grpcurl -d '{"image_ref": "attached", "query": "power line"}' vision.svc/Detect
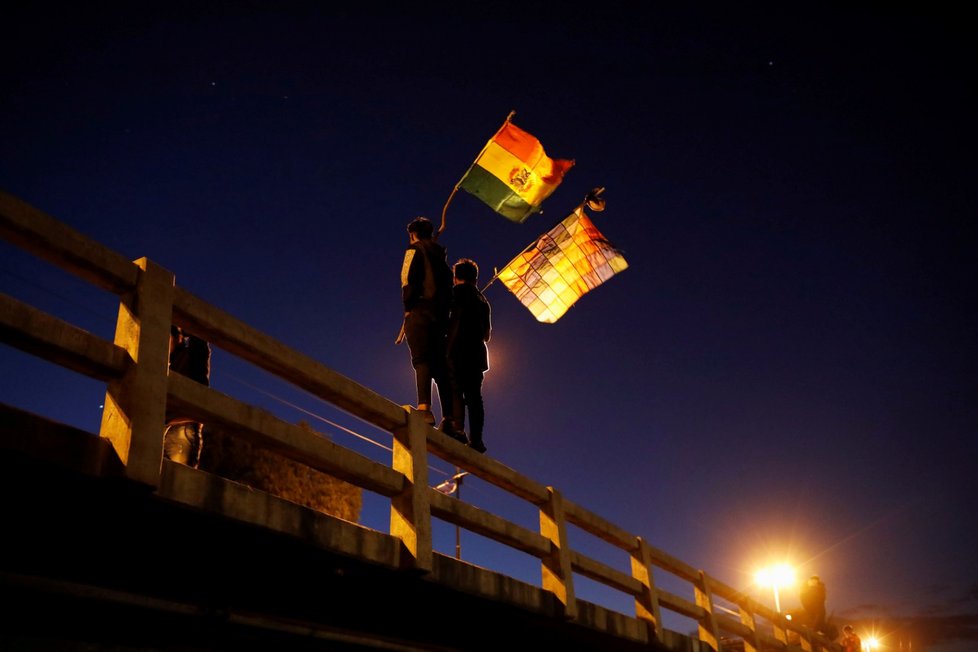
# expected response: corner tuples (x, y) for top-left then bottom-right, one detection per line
(1, 265), (114, 323)
(225, 373), (458, 480)
(227, 372), (393, 453)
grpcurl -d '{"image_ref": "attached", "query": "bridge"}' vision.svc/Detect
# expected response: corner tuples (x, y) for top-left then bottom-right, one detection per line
(1, 190), (842, 651)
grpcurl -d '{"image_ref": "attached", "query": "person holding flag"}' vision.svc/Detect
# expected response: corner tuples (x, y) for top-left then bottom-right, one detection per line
(400, 216), (466, 442)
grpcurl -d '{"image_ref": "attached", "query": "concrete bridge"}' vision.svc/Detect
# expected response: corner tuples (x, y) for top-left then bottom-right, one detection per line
(1, 190), (842, 652)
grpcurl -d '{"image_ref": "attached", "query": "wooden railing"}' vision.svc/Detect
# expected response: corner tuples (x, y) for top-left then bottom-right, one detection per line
(0, 189), (840, 652)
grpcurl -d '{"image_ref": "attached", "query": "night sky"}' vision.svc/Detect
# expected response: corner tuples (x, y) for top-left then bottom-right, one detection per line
(2, 3), (976, 650)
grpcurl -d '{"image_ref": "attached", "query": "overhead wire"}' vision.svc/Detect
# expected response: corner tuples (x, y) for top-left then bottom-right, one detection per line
(224, 372), (460, 481)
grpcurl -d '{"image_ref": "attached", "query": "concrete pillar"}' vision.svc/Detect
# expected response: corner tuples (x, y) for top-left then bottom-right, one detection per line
(98, 258), (173, 487)
(694, 570), (721, 652)
(631, 536), (664, 644)
(738, 605), (762, 652)
(799, 627), (814, 652)
(773, 613), (789, 648)
(390, 407), (433, 573)
(540, 487), (576, 620)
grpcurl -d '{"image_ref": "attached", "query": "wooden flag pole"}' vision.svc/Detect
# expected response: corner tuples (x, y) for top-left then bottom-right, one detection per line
(437, 109), (516, 239)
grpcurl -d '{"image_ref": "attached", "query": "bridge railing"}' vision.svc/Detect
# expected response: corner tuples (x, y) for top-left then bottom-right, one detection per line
(1, 190), (839, 652)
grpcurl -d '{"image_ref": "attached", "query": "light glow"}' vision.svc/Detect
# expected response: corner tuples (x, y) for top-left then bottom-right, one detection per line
(754, 563), (796, 612)
(755, 563), (796, 589)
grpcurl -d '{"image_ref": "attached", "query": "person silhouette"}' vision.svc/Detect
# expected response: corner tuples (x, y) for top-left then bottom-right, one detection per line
(399, 216), (465, 442)
(164, 325), (211, 467)
(446, 258), (491, 453)
(799, 574), (827, 632)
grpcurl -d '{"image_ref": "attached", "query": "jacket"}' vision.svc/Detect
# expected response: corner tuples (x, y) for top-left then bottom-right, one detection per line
(401, 239), (453, 318)
(447, 282), (491, 372)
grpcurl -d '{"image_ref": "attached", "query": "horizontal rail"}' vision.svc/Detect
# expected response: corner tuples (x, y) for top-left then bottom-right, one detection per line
(647, 544), (702, 584)
(425, 433), (551, 505)
(569, 550), (643, 596)
(0, 293), (129, 382)
(709, 577), (776, 624)
(716, 614), (753, 640)
(0, 191), (139, 295)
(563, 499), (638, 552)
(172, 287), (407, 434)
(167, 373), (405, 497)
(429, 490), (551, 559)
(657, 588), (706, 621)
(757, 629), (785, 649)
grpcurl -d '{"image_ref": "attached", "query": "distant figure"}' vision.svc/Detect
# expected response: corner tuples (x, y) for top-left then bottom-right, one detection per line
(800, 574), (827, 633)
(447, 258), (492, 453)
(164, 325), (211, 467)
(841, 625), (861, 652)
(400, 217), (464, 442)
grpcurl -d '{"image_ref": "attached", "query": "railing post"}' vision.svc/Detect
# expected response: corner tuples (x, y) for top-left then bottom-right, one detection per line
(798, 626), (814, 652)
(98, 257), (173, 487)
(389, 407), (433, 573)
(694, 570), (721, 652)
(540, 487), (576, 620)
(630, 536), (663, 644)
(738, 604), (762, 652)
(772, 613), (788, 649)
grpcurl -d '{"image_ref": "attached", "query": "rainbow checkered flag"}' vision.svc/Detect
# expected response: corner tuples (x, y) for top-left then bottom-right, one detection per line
(497, 206), (628, 323)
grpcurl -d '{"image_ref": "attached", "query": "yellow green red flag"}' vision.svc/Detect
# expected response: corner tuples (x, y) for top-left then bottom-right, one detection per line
(497, 206), (628, 323)
(459, 120), (574, 223)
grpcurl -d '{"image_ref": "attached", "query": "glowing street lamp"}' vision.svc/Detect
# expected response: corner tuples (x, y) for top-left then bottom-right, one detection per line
(755, 563), (795, 613)
(434, 469), (469, 559)
(864, 635), (880, 651)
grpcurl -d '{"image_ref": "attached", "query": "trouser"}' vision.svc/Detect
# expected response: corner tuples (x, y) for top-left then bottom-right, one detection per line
(404, 310), (452, 417)
(163, 422), (202, 468)
(451, 366), (485, 443)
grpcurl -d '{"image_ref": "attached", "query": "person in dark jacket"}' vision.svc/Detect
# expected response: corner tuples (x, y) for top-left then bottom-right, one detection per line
(447, 258), (491, 453)
(164, 324), (211, 467)
(800, 574), (827, 633)
(400, 217), (464, 442)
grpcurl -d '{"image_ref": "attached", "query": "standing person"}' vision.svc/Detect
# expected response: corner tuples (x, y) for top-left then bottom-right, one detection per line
(447, 258), (491, 453)
(400, 217), (465, 442)
(841, 625), (862, 652)
(800, 574), (828, 633)
(164, 325), (211, 467)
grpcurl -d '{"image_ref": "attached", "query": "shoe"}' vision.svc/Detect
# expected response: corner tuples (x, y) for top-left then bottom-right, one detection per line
(468, 439), (487, 454)
(439, 418), (467, 444)
(417, 409), (436, 425)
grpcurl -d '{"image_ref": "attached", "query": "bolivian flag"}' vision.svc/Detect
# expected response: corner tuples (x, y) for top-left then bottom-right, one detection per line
(459, 121), (574, 224)
(497, 207), (628, 323)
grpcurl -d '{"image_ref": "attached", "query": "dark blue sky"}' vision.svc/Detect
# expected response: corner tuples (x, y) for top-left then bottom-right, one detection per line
(3, 3), (975, 649)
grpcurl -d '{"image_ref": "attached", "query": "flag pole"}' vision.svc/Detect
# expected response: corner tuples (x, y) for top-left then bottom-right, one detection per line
(398, 111), (518, 344)
(437, 109), (516, 239)
(480, 186), (606, 294)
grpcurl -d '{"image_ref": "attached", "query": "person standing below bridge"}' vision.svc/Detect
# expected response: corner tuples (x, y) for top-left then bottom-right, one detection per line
(164, 325), (211, 467)
(446, 258), (491, 453)
(400, 217), (465, 443)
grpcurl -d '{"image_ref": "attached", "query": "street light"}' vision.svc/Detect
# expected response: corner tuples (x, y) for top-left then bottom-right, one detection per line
(434, 469), (469, 559)
(755, 563), (795, 613)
